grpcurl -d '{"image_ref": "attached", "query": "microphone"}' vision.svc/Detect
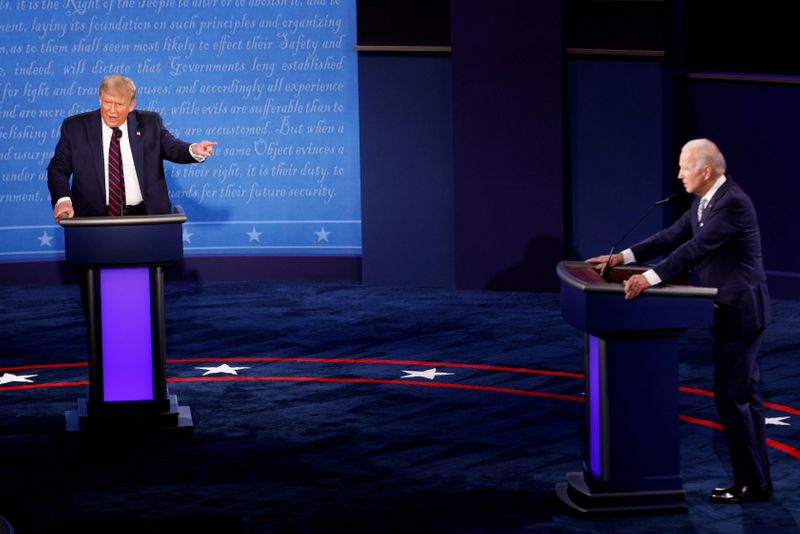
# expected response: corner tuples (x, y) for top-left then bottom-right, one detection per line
(599, 194), (681, 281)
(113, 127), (123, 138)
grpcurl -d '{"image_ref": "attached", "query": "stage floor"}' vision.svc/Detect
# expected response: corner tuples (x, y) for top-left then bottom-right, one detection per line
(1, 281), (798, 532)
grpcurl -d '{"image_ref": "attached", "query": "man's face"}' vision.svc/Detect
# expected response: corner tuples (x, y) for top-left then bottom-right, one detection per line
(99, 90), (135, 128)
(678, 149), (710, 196)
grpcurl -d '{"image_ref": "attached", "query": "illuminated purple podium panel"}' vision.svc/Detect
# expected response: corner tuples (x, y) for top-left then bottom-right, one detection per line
(555, 261), (716, 514)
(60, 214), (192, 433)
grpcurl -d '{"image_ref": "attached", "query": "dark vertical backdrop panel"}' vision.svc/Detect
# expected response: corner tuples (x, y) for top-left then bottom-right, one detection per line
(567, 58), (674, 261)
(686, 79), (800, 297)
(358, 55), (454, 287)
(451, 1), (564, 292)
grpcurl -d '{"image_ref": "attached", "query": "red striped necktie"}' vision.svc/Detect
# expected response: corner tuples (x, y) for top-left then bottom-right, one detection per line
(108, 127), (126, 216)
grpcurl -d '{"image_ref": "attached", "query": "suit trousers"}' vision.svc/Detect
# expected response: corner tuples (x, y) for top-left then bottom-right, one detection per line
(713, 329), (771, 487)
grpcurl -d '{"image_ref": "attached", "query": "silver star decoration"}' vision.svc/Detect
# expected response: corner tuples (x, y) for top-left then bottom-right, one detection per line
(315, 227), (330, 242)
(401, 368), (454, 381)
(766, 416), (790, 426)
(37, 232), (54, 247)
(0, 372), (37, 385)
(246, 226), (262, 243)
(183, 229), (194, 244)
(195, 364), (250, 376)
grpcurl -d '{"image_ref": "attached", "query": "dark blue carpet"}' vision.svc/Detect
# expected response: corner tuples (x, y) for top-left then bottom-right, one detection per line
(1, 281), (798, 532)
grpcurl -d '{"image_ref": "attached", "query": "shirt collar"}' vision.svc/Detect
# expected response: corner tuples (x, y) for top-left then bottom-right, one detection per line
(102, 118), (129, 135)
(701, 174), (726, 205)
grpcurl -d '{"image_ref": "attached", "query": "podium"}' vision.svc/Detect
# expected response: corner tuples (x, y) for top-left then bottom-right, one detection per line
(555, 261), (716, 514)
(59, 214), (193, 433)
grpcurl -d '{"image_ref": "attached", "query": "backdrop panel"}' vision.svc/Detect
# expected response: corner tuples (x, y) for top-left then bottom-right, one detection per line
(0, 0), (361, 260)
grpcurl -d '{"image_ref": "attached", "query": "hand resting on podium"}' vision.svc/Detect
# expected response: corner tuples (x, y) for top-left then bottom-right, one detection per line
(585, 253), (651, 300)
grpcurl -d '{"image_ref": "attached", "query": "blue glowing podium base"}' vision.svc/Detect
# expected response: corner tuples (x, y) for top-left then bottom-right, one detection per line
(60, 214), (193, 434)
(555, 261), (716, 514)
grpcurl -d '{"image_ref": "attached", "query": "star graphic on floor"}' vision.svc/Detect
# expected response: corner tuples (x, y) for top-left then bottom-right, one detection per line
(195, 364), (251, 376)
(0, 372), (37, 385)
(766, 416), (790, 426)
(400, 368), (454, 381)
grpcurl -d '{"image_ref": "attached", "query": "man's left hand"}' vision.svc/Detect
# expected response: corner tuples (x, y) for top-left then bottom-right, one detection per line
(192, 141), (218, 157)
(623, 274), (651, 300)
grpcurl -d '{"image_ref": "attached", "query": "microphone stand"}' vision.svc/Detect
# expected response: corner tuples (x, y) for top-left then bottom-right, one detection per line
(599, 195), (678, 281)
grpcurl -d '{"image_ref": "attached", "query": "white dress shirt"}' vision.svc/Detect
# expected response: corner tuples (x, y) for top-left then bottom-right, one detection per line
(102, 120), (144, 206)
(55, 117), (205, 209)
(622, 176), (727, 287)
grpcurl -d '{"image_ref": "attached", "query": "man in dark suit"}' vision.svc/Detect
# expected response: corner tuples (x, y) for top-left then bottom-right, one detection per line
(47, 74), (217, 220)
(587, 138), (772, 504)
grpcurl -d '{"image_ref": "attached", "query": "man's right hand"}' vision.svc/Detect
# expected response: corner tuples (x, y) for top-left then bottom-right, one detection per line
(584, 252), (623, 273)
(53, 200), (75, 222)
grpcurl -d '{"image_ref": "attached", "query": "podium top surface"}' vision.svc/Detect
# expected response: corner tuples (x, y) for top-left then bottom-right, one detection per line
(557, 261), (717, 299)
(59, 214), (187, 227)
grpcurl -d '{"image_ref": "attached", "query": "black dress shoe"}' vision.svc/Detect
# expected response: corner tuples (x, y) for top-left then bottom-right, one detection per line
(712, 482), (772, 497)
(709, 483), (772, 503)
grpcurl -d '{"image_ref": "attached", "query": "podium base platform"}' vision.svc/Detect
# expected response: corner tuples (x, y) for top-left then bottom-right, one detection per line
(555, 472), (687, 515)
(65, 395), (193, 434)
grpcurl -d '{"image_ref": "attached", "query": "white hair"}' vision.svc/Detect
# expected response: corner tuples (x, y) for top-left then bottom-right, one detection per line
(682, 138), (726, 175)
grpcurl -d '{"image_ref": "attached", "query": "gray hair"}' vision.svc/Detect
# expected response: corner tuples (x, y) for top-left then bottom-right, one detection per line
(682, 138), (726, 175)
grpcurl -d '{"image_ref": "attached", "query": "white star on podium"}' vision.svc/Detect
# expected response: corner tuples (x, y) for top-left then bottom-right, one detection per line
(195, 364), (250, 376)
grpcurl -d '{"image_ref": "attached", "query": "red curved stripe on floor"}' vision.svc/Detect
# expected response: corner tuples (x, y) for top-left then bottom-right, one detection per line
(679, 386), (714, 398)
(680, 414), (800, 459)
(763, 402), (800, 416)
(168, 375), (587, 402)
(0, 380), (88, 391)
(1, 374), (797, 460)
(3, 358), (799, 416)
(0, 362), (87, 372)
(766, 438), (800, 460)
(680, 414), (722, 430)
(680, 386), (800, 416)
(169, 357), (585, 379)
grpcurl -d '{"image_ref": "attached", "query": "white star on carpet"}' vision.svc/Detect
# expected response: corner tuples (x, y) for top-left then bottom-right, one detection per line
(246, 227), (262, 243)
(37, 232), (53, 247)
(195, 364), (251, 376)
(315, 227), (330, 242)
(401, 368), (454, 381)
(183, 229), (194, 244)
(0, 372), (37, 385)
(766, 416), (790, 426)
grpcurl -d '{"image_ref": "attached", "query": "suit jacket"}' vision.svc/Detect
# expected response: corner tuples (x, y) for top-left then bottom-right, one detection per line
(630, 179), (770, 336)
(47, 109), (196, 216)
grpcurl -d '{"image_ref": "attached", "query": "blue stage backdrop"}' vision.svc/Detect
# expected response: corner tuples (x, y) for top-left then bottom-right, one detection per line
(0, 0), (361, 261)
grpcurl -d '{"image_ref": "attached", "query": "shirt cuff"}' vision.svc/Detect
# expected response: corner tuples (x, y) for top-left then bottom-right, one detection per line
(55, 197), (72, 207)
(621, 248), (636, 265)
(189, 144), (206, 162)
(643, 269), (662, 287)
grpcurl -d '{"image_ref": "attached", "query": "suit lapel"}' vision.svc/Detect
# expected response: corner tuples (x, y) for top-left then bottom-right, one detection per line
(88, 111), (105, 197)
(128, 111), (145, 193)
(694, 178), (733, 233)
(703, 178), (732, 221)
